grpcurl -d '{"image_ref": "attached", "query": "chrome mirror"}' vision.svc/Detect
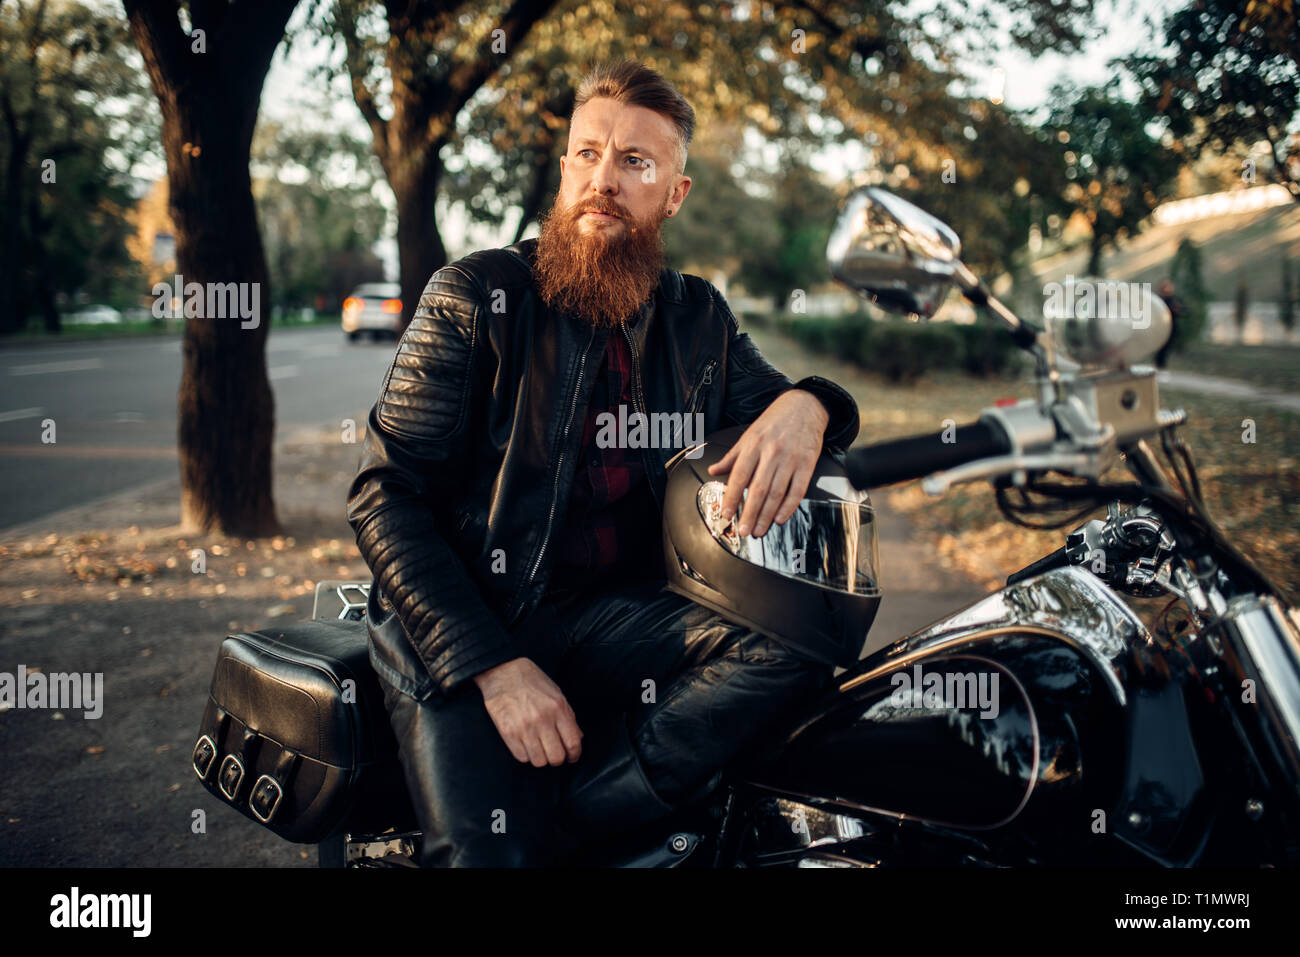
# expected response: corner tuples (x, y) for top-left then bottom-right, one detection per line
(826, 187), (962, 319)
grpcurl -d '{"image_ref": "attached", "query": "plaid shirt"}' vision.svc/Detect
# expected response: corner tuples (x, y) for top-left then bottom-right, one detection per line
(548, 311), (661, 594)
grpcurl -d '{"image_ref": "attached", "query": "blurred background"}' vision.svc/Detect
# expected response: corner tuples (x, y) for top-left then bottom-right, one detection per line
(0, 0), (1296, 864)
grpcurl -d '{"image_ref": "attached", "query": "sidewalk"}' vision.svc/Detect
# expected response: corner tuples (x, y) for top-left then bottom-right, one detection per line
(0, 425), (366, 866)
(1158, 370), (1300, 415)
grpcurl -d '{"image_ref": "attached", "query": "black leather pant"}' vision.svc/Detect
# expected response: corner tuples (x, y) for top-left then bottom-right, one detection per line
(378, 577), (833, 867)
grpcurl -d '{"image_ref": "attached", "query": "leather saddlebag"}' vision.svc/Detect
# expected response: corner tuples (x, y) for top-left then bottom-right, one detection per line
(192, 617), (408, 843)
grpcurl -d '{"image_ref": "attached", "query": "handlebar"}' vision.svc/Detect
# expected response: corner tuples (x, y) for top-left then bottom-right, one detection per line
(844, 419), (1012, 489)
(1005, 545), (1070, 586)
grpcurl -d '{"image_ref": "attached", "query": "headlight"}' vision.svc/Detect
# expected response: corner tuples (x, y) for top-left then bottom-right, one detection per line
(1042, 276), (1172, 367)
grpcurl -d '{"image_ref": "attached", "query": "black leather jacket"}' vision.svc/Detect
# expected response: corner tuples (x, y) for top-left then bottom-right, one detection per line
(346, 238), (859, 699)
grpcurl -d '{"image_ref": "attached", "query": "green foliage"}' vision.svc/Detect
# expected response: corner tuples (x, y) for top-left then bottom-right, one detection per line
(1169, 237), (1209, 348)
(662, 146), (764, 277)
(775, 314), (1023, 384)
(732, 160), (841, 307)
(0, 1), (158, 333)
(1046, 80), (1183, 276)
(252, 124), (388, 312)
(436, 0), (1104, 275)
(890, 99), (1070, 281)
(1126, 0), (1300, 195)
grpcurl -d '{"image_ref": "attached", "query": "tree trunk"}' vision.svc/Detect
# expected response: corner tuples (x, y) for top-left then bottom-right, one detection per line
(0, 117), (29, 335)
(392, 150), (447, 333)
(169, 120), (280, 536)
(126, 1), (293, 538)
(338, 0), (559, 331)
(27, 195), (60, 334)
(1086, 230), (1105, 276)
(513, 145), (556, 244)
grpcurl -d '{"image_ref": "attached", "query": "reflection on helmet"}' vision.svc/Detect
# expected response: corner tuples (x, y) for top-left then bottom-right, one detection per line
(662, 424), (882, 667)
(697, 481), (879, 596)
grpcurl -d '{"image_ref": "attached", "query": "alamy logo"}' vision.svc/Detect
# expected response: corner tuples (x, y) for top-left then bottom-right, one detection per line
(0, 665), (103, 719)
(595, 404), (705, 454)
(49, 887), (151, 937)
(889, 664), (1000, 719)
(151, 273), (260, 329)
(1042, 274), (1153, 329)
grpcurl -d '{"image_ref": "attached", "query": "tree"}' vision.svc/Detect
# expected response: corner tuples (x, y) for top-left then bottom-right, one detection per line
(327, 0), (558, 329)
(441, 0), (965, 248)
(439, 0), (1100, 285)
(733, 158), (842, 310)
(1047, 81), (1182, 275)
(252, 123), (388, 315)
(1170, 236), (1208, 349)
(1127, 0), (1300, 199)
(0, 0), (155, 334)
(890, 96), (1071, 280)
(1234, 273), (1249, 343)
(124, 0), (299, 537)
(1282, 257), (1295, 336)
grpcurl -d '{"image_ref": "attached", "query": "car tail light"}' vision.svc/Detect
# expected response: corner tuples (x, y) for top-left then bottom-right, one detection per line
(382, 299), (402, 315)
(342, 297), (363, 313)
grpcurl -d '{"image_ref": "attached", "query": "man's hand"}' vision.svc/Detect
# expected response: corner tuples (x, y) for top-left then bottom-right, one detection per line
(473, 657), (584, 767)
(707, 388), (830, 538)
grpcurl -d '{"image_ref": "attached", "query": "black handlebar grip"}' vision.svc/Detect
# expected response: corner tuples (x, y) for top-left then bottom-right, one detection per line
(1005, 545), (1070, 586)
(844, 420), (1012, 489)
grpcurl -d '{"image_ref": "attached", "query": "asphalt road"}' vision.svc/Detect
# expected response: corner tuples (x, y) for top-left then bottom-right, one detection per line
(0, 328), (398, 530)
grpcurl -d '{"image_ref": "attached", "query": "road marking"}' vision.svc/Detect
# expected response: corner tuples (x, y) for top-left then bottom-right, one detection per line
(0, 407), (44, 423)
(268, 364), (299, 380)
(7, 358), (104, 376)
(0, 444), (176, 459)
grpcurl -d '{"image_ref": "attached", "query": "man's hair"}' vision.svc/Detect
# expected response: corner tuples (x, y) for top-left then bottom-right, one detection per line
(572, 60), (695, 174)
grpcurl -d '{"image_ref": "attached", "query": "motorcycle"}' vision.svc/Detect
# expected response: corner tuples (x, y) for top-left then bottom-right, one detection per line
(193, 187), (1300, 867)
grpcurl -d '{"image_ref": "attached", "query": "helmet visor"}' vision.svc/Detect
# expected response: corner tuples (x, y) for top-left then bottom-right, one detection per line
(697, 480), (880, 596)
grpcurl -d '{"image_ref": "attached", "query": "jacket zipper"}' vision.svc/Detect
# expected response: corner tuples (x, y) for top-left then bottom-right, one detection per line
(509, 330), (594, 621)
(686, 359), (717, 415)
(621, 323), (666, 510)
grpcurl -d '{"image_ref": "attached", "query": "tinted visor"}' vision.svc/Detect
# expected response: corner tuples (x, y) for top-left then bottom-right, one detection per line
(697, 480), (880, 596)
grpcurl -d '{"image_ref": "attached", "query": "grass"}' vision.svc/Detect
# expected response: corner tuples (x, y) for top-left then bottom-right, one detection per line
(1168, 341), (1300, 394)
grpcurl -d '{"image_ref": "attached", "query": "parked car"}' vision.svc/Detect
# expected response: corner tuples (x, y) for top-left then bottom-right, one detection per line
(65, 304), (123, 325)
(341, 283), (402, 341)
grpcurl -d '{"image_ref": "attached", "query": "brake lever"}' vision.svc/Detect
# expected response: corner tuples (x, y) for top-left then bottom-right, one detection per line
(920, 452), (1097, 496)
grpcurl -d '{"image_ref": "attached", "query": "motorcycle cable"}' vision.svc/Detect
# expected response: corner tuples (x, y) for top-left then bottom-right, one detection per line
(1001, 471), (1286, 606)
(1160, 426), (1207, 516)
(995, 480), (1108, 531)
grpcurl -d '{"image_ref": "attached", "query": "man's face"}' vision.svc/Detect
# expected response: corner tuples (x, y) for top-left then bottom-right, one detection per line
(533, 96), (693, 328)
(557, 96), (692, 237)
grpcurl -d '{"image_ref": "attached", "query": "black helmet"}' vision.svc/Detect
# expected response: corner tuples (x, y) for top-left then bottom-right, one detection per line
(662, 425), (881, 667)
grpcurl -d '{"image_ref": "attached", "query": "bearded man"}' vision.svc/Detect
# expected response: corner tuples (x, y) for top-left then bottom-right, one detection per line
(346, 60), (860, 867)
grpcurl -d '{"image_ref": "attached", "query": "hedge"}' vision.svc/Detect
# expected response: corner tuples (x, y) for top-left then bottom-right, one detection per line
(748, 313), (1024, 383)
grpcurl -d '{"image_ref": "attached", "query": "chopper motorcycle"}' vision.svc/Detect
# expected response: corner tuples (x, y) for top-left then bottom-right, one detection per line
(192, 187), (1300, 868)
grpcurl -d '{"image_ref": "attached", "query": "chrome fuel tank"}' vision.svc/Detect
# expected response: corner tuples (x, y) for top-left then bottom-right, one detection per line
(746, 567), (1154, 856)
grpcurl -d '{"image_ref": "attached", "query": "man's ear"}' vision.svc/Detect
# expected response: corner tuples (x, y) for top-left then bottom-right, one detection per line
(671, 174), (692, 210)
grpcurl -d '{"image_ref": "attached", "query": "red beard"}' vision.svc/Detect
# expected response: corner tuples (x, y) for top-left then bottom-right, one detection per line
(533, 193), (667, 328)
